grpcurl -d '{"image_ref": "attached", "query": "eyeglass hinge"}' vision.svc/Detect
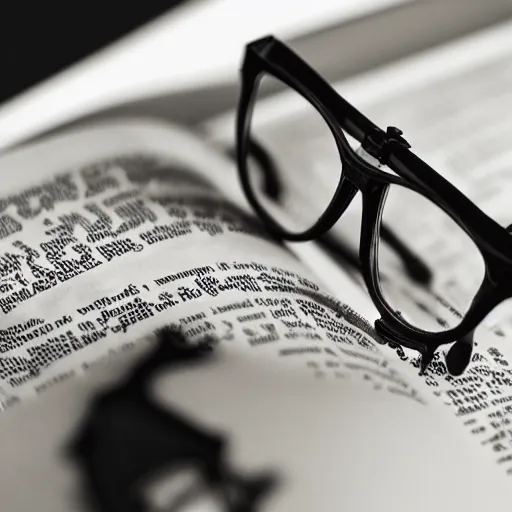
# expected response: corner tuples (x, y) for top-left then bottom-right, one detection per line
(362, 126), (411, 165)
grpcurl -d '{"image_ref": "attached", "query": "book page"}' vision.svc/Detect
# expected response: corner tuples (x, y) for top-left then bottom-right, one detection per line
(0, 119), (509, 509)
(0, 119), (407, 405)
(202, 19), (512, 479)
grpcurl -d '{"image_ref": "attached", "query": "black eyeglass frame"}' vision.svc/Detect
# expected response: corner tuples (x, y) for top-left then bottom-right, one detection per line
(236, 35), (512, 374)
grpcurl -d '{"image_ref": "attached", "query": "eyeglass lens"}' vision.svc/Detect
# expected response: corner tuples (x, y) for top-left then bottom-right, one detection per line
(376, 182), (486, 332)
(246, 74), (343, 234)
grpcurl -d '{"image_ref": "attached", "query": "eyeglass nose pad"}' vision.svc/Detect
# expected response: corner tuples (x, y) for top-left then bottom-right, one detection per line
(356, 145), (381, 167)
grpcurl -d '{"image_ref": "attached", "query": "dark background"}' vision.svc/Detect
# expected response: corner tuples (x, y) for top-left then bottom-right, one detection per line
(1, 2), (184, 105)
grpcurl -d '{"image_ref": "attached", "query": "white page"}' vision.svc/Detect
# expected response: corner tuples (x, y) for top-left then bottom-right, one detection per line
(202, 17), (512, 479)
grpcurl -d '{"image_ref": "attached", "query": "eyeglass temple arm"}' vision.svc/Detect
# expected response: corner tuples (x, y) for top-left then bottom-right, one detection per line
(228, 137), (432, 286)
(225, 137), (281, 200)
(379, 224), (432, 285)
(318, 229), (432, 286)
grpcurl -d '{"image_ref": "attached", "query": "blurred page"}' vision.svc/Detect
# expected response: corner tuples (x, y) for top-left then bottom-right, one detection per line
(0, 0), (408, 151)
(0, 339), (509, 511)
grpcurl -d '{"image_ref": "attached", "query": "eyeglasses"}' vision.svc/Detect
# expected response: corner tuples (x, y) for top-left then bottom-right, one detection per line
(236, 35), (512, 376)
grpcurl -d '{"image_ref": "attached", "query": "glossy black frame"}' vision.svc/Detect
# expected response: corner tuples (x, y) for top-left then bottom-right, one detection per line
(236, 35), (512, 375)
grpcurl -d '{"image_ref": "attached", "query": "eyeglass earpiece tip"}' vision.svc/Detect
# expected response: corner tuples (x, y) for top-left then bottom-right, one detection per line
(445, 339), (473, 376)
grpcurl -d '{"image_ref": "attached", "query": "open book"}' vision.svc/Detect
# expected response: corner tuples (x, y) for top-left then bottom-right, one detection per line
(2, 17), (512, 512)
